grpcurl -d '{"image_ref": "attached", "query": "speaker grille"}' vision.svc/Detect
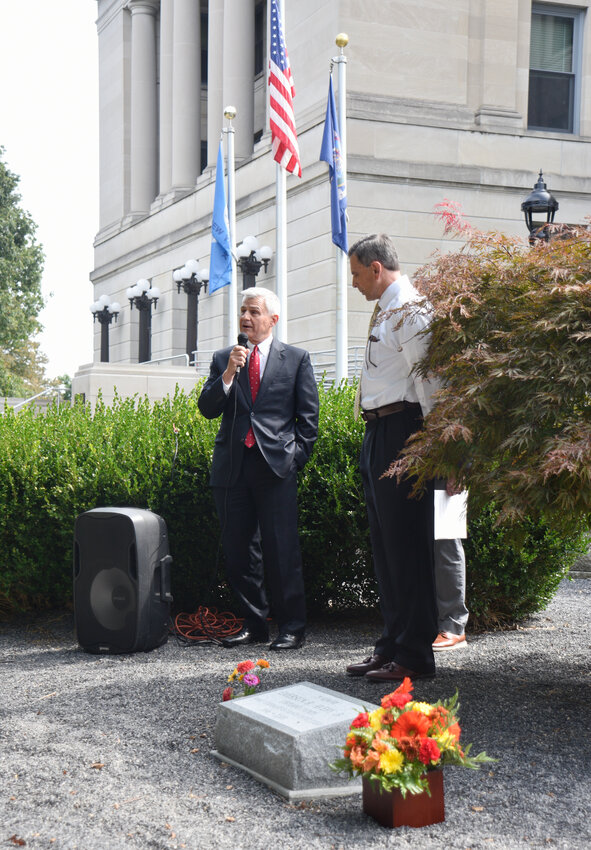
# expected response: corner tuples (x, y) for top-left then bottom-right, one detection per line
(74, 508), (171, 654)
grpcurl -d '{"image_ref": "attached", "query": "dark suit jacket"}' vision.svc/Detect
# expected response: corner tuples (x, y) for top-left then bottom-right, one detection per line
(198, 338), (319, 487)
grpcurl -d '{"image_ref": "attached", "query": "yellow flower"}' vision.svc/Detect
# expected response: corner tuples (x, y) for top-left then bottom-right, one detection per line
(227, 670), (238, 682)
(368, 708), (385, 731)
(409, 701), (433, 715)
(434, 729), (456, 751)
(378, 747), (404, 775)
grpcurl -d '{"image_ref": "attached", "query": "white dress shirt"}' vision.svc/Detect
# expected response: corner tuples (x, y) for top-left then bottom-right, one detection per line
(222, 334), (274, 393)
(360, 275), (439, 416)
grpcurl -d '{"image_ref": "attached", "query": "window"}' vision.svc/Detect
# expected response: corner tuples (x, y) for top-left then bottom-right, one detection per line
(254, 1), (265, 76)
(201, 9), (208, 84)
(528, 4), (584, 133)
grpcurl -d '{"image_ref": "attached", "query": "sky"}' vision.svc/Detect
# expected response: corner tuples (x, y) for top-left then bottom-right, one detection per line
(0, 0), (98, 380)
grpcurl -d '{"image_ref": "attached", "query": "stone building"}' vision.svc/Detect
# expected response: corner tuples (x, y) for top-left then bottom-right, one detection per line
(77, 0), (591, 399)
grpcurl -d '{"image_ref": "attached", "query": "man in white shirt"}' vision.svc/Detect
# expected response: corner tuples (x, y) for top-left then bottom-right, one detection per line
(346, 234), (439, 681)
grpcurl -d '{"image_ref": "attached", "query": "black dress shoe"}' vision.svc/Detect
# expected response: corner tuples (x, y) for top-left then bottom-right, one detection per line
(364, 661), (436, 682)
(269, 632), (305, 650)
(221, 627), (269, 648)
(346, 654), (389, 677)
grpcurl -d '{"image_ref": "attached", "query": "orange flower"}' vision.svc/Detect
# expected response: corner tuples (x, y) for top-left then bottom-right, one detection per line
(349, 746), (366, 769)
(371, 735), (390, 754)
(362, 750), (380, 772)
(256, 659), (270, 668)
(448, 721), (461, 742)
(390, 710), (431, 741)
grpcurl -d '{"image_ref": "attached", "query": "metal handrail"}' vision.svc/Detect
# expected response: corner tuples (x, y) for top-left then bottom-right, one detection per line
(9, 386), (66, 412)
(141, 353), (190, 367)
(192, 348), (364, 383)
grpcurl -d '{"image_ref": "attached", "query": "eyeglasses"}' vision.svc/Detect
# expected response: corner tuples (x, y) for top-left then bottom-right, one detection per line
(365, 333), (379, 368)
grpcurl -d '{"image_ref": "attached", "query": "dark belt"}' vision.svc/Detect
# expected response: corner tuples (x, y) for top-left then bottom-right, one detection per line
(361, 401), (421, 422)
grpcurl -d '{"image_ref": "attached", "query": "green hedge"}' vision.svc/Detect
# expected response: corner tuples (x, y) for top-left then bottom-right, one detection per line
(0, 385), (585, 626)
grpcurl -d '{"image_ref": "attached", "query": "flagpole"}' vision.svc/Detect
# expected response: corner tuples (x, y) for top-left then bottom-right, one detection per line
(276, 166), (287, 340)
(224, 105), (238, 344)
(334, 33), (349, 383)
(276, 0), (288, 342)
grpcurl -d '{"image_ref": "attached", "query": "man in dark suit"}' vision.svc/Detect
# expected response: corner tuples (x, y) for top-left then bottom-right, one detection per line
(198, 287), (319, 650)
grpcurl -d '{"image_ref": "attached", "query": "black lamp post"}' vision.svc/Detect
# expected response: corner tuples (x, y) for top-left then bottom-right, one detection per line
(90, 295), (121, 363)
(521, 170), (559, 244)
(236, 236), (273, 289)
(126, 278), (160, 363)
(173, 260), (209, 359)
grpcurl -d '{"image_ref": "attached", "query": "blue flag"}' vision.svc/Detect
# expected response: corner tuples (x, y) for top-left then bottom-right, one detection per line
(320, 75), (348, 254)
(209, 141), (232, 293)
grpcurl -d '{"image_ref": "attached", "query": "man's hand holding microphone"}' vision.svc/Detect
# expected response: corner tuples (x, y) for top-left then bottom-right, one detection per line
(222, 333), (249, 385)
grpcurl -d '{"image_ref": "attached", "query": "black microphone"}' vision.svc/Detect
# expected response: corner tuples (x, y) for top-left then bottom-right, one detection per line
(236, 333), (249, 374)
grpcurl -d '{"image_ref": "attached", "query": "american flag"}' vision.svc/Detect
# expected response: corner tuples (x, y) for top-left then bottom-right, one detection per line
(269, 0), (301, 177)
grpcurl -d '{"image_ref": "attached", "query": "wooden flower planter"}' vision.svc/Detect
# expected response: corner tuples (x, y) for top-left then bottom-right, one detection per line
(362, 769), (445, 828)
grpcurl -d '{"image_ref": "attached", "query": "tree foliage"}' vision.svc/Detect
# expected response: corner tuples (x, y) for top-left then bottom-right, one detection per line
(386, 209), (591, 536)
(0, 148), (45, 395)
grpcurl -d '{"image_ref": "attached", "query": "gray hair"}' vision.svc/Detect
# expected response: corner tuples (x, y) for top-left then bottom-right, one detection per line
(348, 233), (400, 271)
(241, 286), (281, 317)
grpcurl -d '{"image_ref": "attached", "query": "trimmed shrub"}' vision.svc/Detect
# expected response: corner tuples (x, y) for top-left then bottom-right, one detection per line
(0, 386), (584, 627)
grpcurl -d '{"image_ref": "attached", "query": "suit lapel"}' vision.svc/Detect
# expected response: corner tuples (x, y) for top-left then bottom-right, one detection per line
(254, 339), (284, 405)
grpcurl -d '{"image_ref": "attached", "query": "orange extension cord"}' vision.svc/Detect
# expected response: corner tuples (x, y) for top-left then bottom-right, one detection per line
(171, 607), (244, 645)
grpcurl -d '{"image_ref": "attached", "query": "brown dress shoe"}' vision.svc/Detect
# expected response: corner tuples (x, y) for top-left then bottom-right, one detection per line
(346, 654), (389, 677)
(364, 661), (435, 682)
(432, 632), (467, 652)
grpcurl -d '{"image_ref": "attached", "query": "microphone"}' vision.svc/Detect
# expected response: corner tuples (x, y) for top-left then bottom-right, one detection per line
(236, 332), (248, 374)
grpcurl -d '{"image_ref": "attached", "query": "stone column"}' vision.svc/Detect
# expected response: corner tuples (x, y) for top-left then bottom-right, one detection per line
(171, 0), (202, 189)
(159, 0), (174, 195)
(128, 0), (159, 213)
(207, 0), (224, 168)
(223, 0), (255, 161)
(472, 0), (523, 128)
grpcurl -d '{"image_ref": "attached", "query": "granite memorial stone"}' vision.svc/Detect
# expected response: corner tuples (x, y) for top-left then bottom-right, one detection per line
(213, 681), (378, 800)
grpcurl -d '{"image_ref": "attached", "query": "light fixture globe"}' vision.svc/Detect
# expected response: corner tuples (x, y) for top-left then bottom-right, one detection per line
(185, 258), (200, 276)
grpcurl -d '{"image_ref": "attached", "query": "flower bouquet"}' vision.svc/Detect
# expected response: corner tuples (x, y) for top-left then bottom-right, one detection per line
(331, 677), (493, 799)
(222, 659), (270, 701)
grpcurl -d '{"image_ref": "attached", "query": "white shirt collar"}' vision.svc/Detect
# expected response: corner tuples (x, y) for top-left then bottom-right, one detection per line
(249, 334), (273, 357)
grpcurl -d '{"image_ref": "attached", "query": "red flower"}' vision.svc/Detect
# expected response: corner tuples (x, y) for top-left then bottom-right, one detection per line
(350, 712), (370, 729)
(381, 677), (414, 709)
(382, 692), (412, 709)
(419, 737), (441, 765)
(236, 660), (256, 674)
(222, 687), (233, 701)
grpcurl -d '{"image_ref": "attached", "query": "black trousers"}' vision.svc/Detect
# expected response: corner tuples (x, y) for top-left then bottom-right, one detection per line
(213, 444), (306, 636)
(360, 405), (437, 673)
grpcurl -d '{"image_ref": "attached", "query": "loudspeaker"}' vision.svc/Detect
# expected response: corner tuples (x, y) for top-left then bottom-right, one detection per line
(73, 507), (173, 654)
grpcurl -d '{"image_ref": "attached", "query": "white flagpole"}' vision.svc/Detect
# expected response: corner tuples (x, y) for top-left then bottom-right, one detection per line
(276, 166), (288, 341)
(224, 106), (238, 344)
(334, 34), (349, 383)
(276, 0), (288, 341)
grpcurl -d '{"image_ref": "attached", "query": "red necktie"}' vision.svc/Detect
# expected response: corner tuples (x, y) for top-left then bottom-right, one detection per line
(244, 345), (260, 448)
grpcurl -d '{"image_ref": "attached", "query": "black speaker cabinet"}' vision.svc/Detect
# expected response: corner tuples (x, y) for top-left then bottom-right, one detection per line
(73, 507), (173, 654)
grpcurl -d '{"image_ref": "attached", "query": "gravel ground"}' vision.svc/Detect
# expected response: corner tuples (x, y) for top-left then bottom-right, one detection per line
(1, 577), (590, 850)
